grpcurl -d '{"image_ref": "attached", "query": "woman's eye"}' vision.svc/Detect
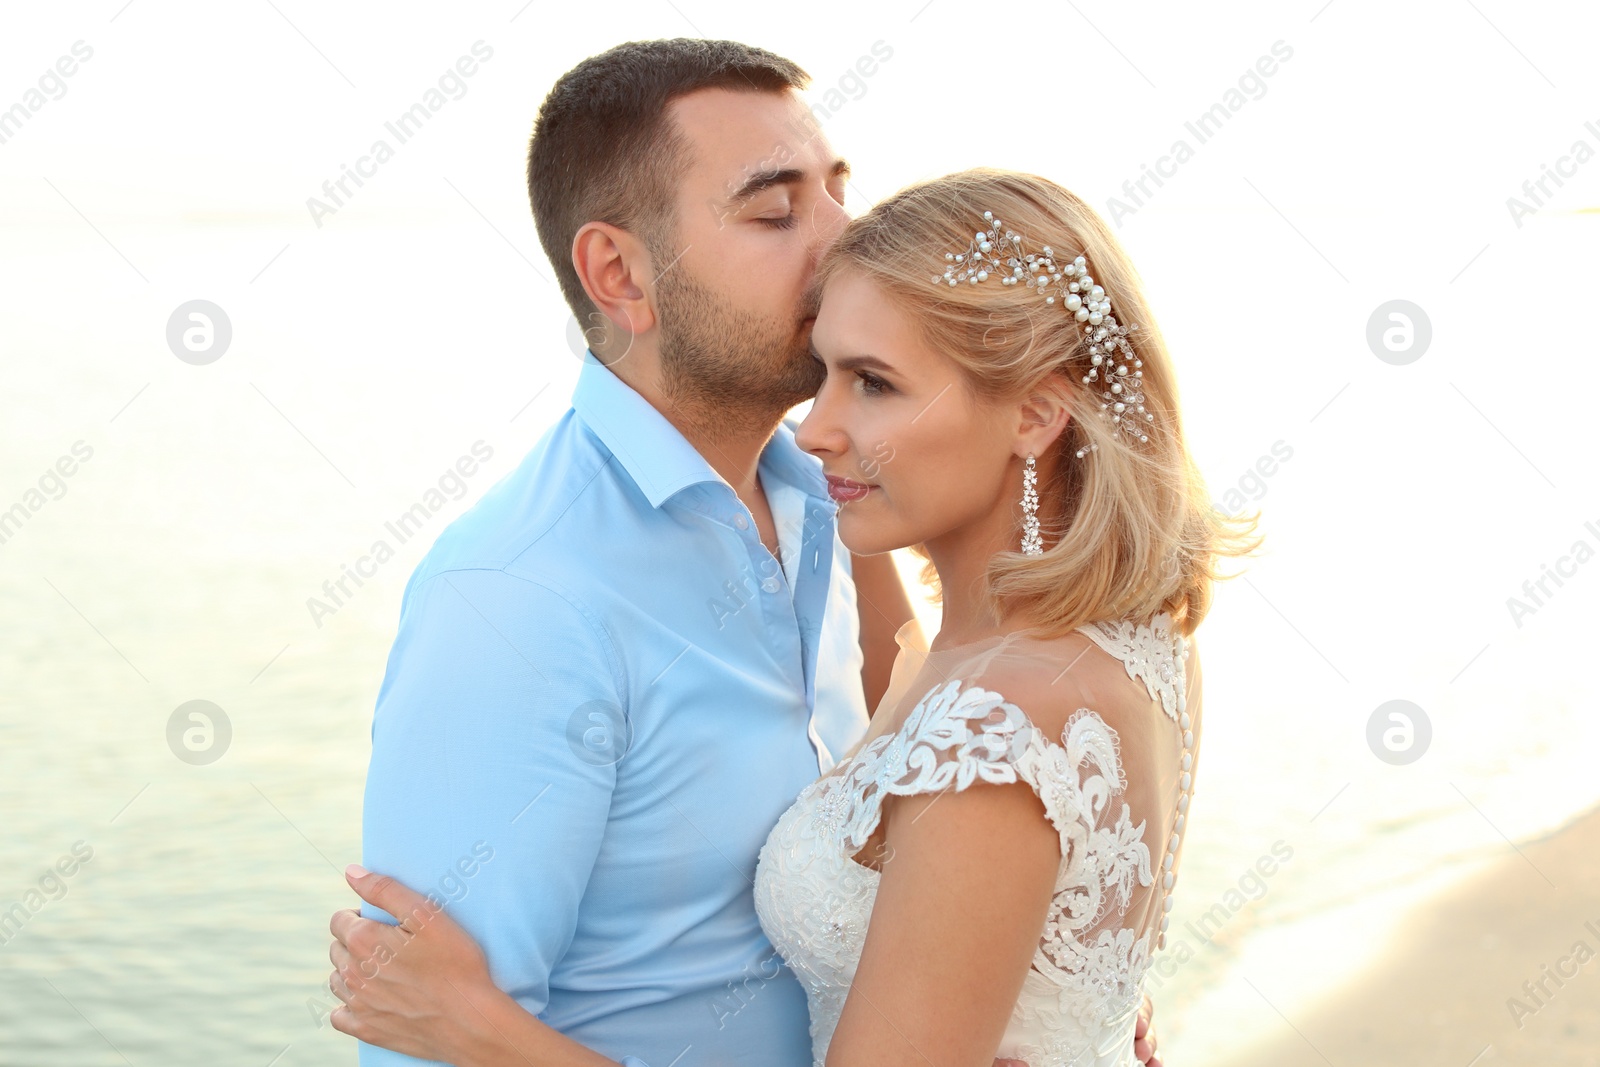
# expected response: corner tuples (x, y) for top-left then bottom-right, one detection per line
(856, 371), (891, 396)
(757, 213), (798, 229)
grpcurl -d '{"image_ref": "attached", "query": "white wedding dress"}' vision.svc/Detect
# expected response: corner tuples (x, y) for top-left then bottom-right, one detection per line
(754, 613), (1201, 1066)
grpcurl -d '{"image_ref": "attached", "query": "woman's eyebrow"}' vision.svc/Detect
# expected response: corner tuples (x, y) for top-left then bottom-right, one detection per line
(809, 341), (894, 374)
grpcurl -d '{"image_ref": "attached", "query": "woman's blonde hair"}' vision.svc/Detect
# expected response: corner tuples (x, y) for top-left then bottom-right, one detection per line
(816, 167), (1259, 638)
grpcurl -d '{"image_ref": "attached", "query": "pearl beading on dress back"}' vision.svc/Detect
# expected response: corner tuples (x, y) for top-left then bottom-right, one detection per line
(1072, 614), (1192, 952)
(1159, 657), (1193, 950)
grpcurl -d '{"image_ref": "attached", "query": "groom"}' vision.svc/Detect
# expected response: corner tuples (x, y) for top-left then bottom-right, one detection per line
(342, 38), (1158, 1067)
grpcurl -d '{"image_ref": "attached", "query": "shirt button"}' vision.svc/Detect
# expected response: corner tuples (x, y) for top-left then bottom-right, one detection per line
(734, 515), (749, 530)
(761, 577), (781, 593)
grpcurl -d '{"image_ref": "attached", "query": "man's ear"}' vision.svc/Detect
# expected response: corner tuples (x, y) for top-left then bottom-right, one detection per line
(571, 221), (659, 340)
(1015, 375), (1074, 458)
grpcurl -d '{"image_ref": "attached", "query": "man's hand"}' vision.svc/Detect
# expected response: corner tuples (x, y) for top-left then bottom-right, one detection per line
(992, 991), (1159, 1067)
(327, 863), (506, 1063)
(1134, 992), (1161, 1066)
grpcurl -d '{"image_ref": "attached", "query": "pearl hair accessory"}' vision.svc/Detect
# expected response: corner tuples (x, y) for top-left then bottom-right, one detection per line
(933, 210), (1152, 455)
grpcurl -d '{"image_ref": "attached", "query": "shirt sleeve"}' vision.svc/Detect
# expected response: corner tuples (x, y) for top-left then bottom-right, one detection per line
(357, 566), (630, 1066)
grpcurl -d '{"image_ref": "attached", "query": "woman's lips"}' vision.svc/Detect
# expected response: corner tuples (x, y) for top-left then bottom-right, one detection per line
(825, 474), (875, 503)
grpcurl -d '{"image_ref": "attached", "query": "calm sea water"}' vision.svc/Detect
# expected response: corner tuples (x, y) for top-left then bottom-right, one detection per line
(2, 212), (1596, 1065)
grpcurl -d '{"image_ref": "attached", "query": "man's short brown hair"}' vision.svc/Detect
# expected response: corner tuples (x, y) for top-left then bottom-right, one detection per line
(527, 39), (810, 323)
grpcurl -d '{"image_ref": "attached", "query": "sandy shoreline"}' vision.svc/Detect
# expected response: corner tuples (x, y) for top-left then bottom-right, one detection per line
(1223, 802), (1600, 1066)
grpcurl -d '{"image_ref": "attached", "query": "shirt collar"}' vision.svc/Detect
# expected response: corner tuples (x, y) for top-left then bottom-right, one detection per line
(570, 348), (829, 508)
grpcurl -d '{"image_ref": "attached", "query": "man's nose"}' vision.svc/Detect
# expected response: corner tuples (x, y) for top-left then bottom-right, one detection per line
(806, 195), (850, 256)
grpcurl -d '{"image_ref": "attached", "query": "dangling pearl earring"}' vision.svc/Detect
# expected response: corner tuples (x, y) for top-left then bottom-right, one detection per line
(1020, 453), (1043, 556)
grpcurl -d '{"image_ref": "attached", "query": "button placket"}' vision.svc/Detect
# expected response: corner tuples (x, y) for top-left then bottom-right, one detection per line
(1156, 637), (1193, 951)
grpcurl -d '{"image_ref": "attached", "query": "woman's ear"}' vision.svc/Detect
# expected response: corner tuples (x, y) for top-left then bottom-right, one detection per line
(1014, 375), (1074, 458)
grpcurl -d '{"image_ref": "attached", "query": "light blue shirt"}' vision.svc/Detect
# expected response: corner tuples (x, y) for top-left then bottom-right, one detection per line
(359, 350), (870, 1066)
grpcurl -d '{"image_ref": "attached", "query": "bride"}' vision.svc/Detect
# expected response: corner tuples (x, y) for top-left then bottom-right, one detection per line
(328, 168), (1256, 1065)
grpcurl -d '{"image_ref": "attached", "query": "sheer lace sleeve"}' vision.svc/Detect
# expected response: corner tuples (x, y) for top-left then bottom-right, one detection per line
(823, 616), (1200, 1051)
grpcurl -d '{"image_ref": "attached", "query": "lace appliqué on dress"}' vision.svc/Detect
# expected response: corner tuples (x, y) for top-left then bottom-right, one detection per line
(1076, 615), (1188, 723)
(755, 614), (1189, 1065)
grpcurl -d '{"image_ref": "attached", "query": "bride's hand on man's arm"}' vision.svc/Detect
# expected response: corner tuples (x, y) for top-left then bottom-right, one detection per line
(328, 864), (1156, 1067)
(328, 864), (616, 1067)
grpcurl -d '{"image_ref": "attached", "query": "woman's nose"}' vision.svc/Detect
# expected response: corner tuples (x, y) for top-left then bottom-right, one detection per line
(795, 392), (844, 459)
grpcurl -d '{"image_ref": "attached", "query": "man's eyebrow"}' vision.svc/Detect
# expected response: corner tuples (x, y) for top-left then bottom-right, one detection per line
(727, 157), (851, 207)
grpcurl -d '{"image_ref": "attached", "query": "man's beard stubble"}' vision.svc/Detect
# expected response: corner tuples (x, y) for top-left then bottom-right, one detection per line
(654, 259), (825, 442)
